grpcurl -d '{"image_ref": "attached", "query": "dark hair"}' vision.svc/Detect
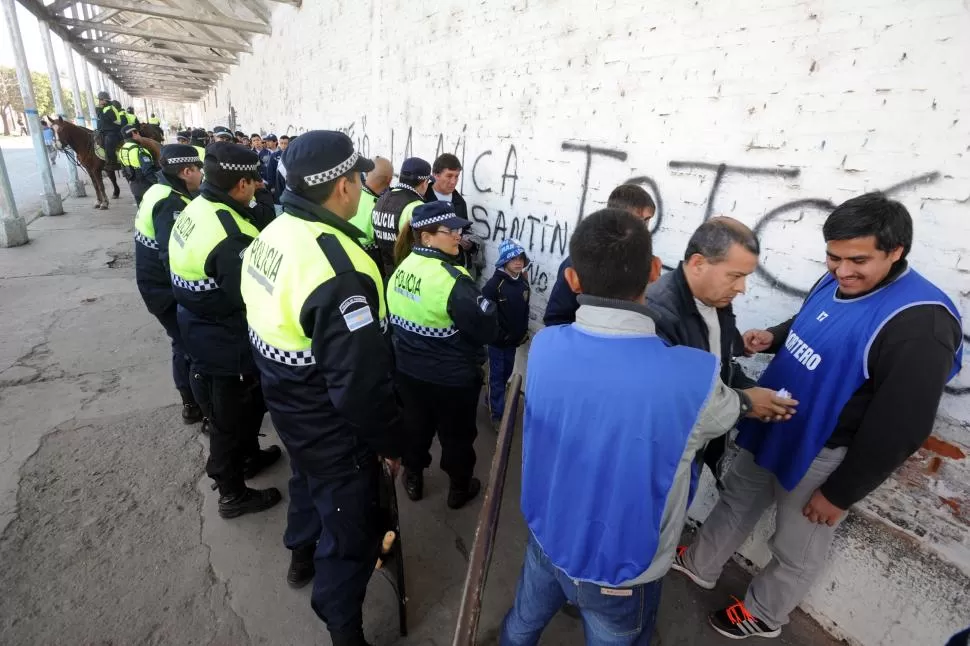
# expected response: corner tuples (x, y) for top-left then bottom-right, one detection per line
(250, 133), (260, 139)
(570, 208), (653, 300)
(823, 192), (912, 258)
(299, 169), (356, 204)
(683, 217), (759, 263)
(432, 153), (462, 174)
(607, 184), (655, 214)
(279, 135), (290, 141)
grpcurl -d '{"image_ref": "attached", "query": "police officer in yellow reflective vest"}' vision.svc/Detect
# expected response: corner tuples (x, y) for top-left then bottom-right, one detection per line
(190, 128), (208, 162)
(118, 124), (159, 205)
(95, 91), (123, 170)
(134, 144), (205, 425)
(148, 113), (161, 126)
(124, 107), (139, 127)
(371, 156), (431, 276)
(168, 142), (282, 519)
(348, 156), (393, 273)
(389, 201), (498, 509)
(240, 131), (402, 646)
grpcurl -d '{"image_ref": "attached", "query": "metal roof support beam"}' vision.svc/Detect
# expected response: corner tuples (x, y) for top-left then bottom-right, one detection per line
(108, 70), (218, 84)
(79, 39), (238, 63)
(62, 18), (253, 52)
(94, 53), (229, 73)
(76, 0), (272, 35)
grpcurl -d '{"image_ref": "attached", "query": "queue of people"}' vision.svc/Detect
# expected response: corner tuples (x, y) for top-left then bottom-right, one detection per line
(128, 124), (963, 646)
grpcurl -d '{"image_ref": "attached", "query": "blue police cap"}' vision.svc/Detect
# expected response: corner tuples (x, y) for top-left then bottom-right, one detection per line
(411, 200), (471, 231)
(281, 130), (374, 194)
(400, 157), (432, 183)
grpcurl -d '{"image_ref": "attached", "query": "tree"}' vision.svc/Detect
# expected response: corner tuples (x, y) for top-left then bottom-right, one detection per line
(0, 66), (23, 135)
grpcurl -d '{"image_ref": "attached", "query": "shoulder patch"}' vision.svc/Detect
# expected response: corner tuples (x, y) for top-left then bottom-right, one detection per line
(339, 296), (374, 331)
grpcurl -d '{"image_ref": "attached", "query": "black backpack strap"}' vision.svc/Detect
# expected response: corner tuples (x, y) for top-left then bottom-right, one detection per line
(215, 209), (241, 236)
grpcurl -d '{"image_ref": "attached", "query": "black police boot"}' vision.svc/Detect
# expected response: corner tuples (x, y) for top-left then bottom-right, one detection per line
(403, 467), (423, 501)
(286, 542), (316, 589)
(200, 418), (211, 435)
(447, 477), (482, 510)
(178, 389), (202, 425)
(217, 486), (282, 519)
(243, 445), (282, 479)
(329, 627), (372, 646)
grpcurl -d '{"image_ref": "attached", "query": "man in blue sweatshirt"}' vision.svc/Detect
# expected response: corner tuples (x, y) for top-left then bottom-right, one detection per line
(500, 208), (798, 645)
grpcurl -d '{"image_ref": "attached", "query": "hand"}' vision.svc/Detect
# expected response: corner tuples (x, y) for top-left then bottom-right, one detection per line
(743, 387), (798, 422)
(743, 329), (774, 356)
(803, 489), (845, 526)
(383, 457), (401, 479)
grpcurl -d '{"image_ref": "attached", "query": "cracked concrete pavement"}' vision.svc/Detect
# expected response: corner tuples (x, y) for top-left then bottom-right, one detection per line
(0, 183), (842, 645)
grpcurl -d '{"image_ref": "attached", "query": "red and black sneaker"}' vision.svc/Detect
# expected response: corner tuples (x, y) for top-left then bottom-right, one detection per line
(709, 597), (781, 640)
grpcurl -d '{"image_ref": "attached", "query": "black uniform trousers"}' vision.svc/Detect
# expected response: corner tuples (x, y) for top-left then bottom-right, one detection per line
(396, 370), (481, 486)
(283, 458), (382, 640)
(128, 177), (153, 206)
(198, 373), (264, 493)
(154, 304), (192, 394)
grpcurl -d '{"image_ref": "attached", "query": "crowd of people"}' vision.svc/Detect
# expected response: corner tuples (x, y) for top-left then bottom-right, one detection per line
(115, 101), (964, 645)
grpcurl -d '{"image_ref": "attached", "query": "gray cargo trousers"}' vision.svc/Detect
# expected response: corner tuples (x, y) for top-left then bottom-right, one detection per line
(682, 446), (847, 628)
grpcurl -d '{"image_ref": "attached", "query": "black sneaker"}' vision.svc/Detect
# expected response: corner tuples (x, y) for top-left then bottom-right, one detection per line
(709, 598), (781, 640)
(218, 486), (282, 519)
(447, 477), (482, 510)
(243, 446), (282, 479)
(403, 468), (423, 501)
(200, 418), (211, 434)
(182, 403), (203, 424)
(287, 543), (316, 589)
(670, 545), (716, 590)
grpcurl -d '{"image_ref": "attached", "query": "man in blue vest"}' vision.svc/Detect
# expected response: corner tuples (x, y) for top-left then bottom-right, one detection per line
(672, 193), (964, 640)
(500, 208), (797, 645)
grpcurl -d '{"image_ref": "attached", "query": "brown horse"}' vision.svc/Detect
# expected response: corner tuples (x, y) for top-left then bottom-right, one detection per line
(52, 117), (121, 210)
(138, 122), (164, 143)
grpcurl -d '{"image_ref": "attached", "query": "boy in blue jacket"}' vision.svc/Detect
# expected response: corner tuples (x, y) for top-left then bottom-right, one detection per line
(482, 239), (531, 427)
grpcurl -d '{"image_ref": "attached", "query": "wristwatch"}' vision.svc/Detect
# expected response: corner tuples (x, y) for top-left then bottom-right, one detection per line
(735, 389), (753, 417)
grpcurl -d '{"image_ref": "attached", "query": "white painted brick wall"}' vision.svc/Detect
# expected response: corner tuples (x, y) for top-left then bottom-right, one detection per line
(200, 1), (970, 643)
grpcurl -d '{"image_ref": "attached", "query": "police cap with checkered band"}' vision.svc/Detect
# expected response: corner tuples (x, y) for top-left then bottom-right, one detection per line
(160, 144), (202, 169)
(281, 130), (374, 197)
(203, 141), (262, 183)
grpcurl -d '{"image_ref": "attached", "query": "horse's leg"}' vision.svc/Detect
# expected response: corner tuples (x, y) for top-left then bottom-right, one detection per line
(92, 166), (107, 209)
(108, 170), (120, 199)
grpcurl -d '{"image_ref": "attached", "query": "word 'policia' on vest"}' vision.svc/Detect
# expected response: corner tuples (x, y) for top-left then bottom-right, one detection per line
(248, 237), (284, 285)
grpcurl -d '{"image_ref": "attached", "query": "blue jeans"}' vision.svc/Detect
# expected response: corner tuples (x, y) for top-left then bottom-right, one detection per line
(501, 536), (662, 646)
(487, 345), (516, 421)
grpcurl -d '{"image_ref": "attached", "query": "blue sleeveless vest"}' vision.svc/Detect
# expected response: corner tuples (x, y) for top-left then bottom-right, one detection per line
(737, 268), (962, 491)
(522, 324), (718, 585)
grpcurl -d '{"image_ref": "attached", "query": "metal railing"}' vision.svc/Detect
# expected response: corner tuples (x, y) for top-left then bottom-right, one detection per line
(452, 373), (524, 646)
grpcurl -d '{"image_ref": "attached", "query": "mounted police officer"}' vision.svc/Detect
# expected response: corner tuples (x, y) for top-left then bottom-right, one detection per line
(389, 201), (499, 509)
(168, 142), (282, 519)
(124, 107), (139, 127)
(371, 157), (431, 276)
(95, 91), (123, 170)
(118, 124), (159, 205)
(133, 144), (205, 425)
(148, 113), (161, 126)
(240, 131), (402, 646)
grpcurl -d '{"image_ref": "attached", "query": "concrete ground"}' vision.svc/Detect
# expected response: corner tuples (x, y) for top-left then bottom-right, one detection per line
(0, 163), (844, 645)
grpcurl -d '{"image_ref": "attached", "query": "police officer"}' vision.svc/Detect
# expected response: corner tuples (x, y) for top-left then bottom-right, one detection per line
(95, 91), (123, 169)
(176, 130), (191, 145)
(371, 156), (431, 275)
(349, 156), (393, 271)
(118, 124), (159, 205)
(389, 201), (498, 509)
(190, 128), (208, 162)
(134, 144), (205, 424)
(148, 113), (161, 126)
(212, 126), (234, 143)
(124, 107), (139, 127)
(168, 142), (282, 518)
(240, 131), (402, 646)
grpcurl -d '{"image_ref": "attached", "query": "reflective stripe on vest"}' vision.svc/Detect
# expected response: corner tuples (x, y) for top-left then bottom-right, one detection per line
(135, 183), (189, 241)
(386, 250), (467, 337)
(241, 212), (386, 359)
(135, 231), (159, 250)
(169, 196), (260, 283)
